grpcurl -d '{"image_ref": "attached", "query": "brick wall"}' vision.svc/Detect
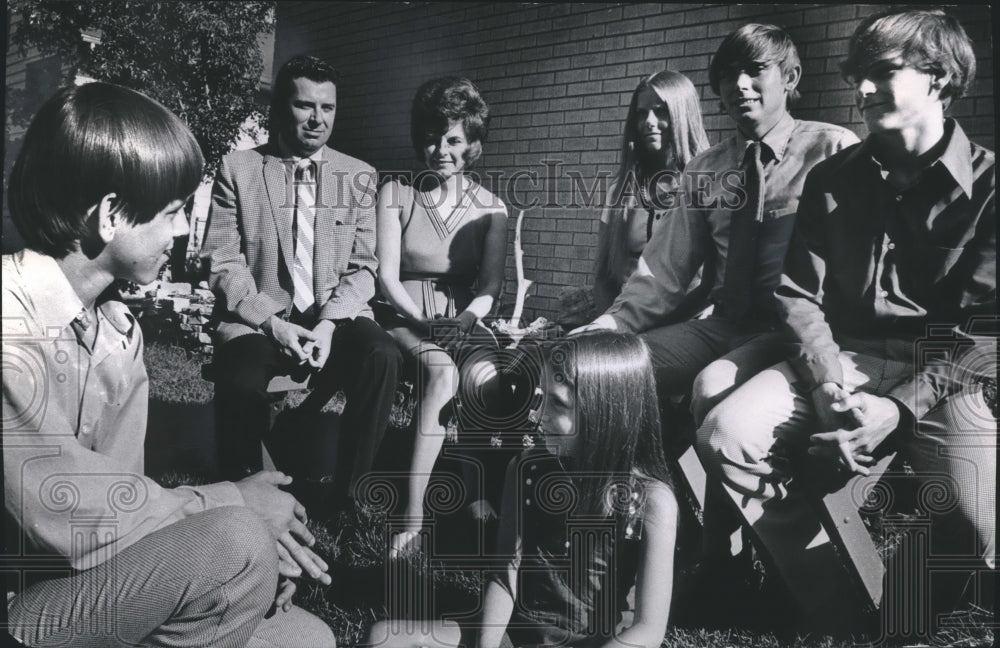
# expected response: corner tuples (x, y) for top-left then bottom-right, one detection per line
(275, 2), (994, 321)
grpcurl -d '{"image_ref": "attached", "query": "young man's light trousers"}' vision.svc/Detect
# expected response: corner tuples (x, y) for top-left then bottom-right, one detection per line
(8, 506), (335, 647)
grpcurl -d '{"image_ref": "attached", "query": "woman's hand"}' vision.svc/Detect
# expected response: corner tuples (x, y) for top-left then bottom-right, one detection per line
(457, 309), (478, 333)
(429, 311), (479, 352)
(429, 317), (464, 353)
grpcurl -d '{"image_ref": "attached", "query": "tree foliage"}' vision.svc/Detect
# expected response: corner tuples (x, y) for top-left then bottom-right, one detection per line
(10, 0), (276, 178)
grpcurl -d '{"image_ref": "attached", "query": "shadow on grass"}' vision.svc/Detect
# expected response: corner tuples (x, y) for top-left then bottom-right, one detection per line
(292, 494), (995, 648)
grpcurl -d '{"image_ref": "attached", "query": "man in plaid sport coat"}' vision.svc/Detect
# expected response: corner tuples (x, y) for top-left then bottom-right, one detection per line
(202, 55), (402, 511)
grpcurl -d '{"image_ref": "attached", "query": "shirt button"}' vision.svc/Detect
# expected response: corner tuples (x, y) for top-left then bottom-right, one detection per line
(525, 478), (533, 486)
(564, 540), (571, 549)
(895, 195), (903, 202)
(887, 242), (896, 250)
(880, 290), (889, 298)
(525, 498), (531, 506)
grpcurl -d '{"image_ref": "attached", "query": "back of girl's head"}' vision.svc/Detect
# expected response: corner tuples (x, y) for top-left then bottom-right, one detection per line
(548, 332), (671, 500)
(410, 76), (490, 165)
(709, 23), (802, 105)
(626, 70), (709, 169)
(9, 82), (204, 258)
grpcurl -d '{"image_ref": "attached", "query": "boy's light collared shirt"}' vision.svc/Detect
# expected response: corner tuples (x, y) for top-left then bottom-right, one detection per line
(3, 249), (244, 571)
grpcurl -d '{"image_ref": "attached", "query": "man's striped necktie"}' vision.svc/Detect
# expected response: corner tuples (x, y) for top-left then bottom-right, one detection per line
(292, 159), (316, 312)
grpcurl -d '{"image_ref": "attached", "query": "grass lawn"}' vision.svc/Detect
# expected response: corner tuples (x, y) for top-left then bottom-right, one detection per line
(289, 501), (994, 648)
(145, 341), (995, 648)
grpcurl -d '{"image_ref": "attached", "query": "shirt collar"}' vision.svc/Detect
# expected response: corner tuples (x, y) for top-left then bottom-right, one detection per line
(935, 118), (975, 198)
(97, 295), (135, 337)
(17, 249), (85, 330)
(850, 118), (975, 197)
(735, 112), (796, 163)
(16, 249), (134, 337)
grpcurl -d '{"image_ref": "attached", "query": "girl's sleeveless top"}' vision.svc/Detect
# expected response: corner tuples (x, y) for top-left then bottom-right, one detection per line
(500, 449), (642, 647)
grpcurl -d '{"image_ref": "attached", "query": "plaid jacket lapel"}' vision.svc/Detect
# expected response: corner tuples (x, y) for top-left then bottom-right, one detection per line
(312, 148), (342, 289)
(263, 153), (297, 279)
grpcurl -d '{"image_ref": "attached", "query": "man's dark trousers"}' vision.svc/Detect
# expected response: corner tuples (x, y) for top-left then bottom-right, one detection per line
(213, 316), (402, 502)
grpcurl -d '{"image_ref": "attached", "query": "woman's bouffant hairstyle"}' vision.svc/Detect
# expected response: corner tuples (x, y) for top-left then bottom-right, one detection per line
(709, 23), (802, 105)
(410, 76), (490, 166)
(597, 70), (709, 303)
(9, 82), (204, 258)
(839, 8), (976, 107)
(544, 332), (672, 521)
(270, 55), (341, 135)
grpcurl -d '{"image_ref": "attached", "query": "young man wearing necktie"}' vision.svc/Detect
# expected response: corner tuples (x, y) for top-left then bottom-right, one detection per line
(572, 24), (858, 424)
(697, 9), (995, 632)
(570, 26), (858, 624)
(202, 55), (402, 511)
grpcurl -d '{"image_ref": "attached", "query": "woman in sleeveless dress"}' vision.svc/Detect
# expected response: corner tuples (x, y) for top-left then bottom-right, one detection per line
(374, 76), (508, 558)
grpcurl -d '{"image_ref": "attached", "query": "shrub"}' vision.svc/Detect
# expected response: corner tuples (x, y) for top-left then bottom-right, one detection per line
(9, 0), (276, 178)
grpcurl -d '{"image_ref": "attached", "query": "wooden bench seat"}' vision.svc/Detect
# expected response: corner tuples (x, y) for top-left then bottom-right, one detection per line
(674, 428), (899, 610)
